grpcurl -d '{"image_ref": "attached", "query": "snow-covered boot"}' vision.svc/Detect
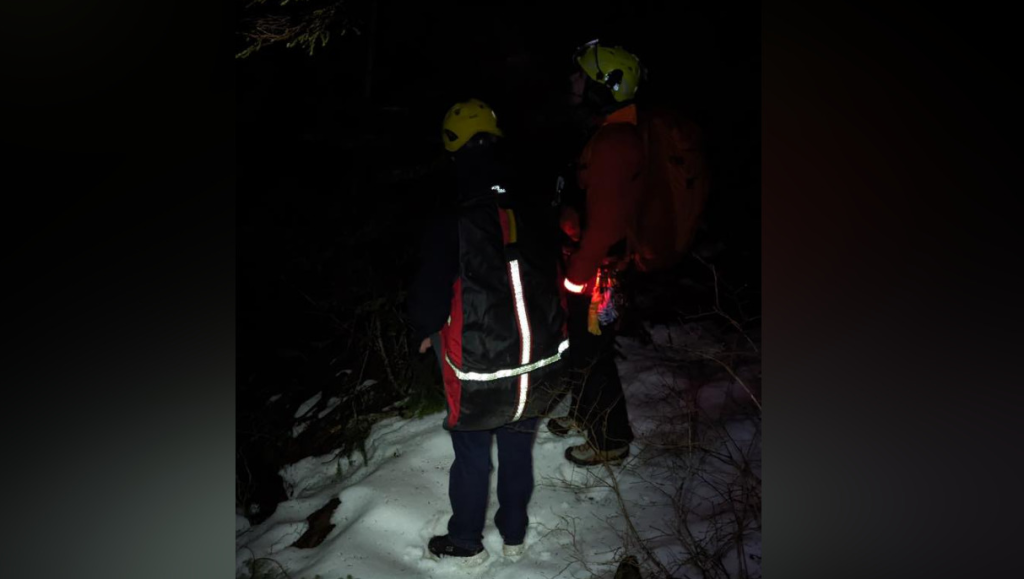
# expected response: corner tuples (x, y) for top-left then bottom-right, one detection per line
(428, 535), (489, 566)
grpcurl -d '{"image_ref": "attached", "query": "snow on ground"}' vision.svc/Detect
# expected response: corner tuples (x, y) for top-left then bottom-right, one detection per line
(237, 322), (761, 579)
(319, 397), (342, 419)
(295, 392), (323, 419)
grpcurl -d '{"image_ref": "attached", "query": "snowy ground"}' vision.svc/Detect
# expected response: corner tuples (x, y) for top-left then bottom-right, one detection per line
(237, 322), (761, 579)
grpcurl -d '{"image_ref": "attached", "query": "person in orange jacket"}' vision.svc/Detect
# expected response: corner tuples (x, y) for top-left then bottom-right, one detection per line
(549, 40), (644, 466)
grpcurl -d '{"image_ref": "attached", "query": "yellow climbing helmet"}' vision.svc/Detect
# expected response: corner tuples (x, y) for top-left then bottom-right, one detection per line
(573, 39), (643, 102)
(441, 98), (504, 152)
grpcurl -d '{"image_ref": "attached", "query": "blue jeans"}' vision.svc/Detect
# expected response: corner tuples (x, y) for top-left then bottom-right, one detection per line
(446, 417), (540, 550)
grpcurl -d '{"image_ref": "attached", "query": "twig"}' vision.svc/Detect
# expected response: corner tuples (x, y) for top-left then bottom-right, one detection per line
(237, 546), (292, 579)
(695, 352), (761, 412)
(280, 275), (343, 328)
(601, 461), (676, 579)
(692, 255), (759, 354)
(373, 314), (404, 396)
(355, 349), (369, 391)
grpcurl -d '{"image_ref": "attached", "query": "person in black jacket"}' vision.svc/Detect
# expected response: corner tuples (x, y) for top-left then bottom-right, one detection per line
(407, 98), (569, 566)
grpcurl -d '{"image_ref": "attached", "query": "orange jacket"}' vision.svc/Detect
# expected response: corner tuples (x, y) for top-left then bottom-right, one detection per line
(562, 104), (644, 289)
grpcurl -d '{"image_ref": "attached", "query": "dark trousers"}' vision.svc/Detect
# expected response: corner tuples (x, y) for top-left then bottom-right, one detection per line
(564, 292), (635, 451)
(447, 417), (540, 550)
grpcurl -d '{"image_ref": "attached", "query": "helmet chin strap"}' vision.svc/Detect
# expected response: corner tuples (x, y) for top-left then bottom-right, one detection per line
(581, 76), (625, 116)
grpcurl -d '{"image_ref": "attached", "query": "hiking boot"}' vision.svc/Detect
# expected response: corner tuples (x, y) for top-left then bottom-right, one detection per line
(547, 416), (583, 437)
(502, 542), (526, 560)
(427, 535), (489, 566)
(565, 442), (629, 466)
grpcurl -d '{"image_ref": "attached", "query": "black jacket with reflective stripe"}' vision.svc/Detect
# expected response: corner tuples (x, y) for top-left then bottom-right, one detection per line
(408, 143), (568, 430)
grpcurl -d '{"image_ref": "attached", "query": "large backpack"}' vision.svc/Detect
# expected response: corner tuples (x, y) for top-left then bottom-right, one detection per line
(438, 183), (569, 431)
(626, 106), (711, 272)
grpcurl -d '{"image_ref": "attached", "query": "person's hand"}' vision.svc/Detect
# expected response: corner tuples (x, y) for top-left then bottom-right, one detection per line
(559, 206), (581, 242)
(418, 337), (432, 354)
